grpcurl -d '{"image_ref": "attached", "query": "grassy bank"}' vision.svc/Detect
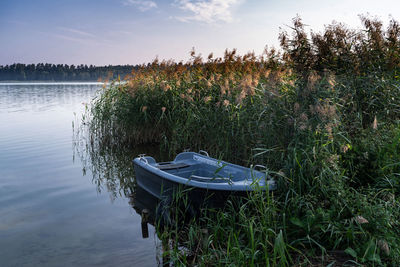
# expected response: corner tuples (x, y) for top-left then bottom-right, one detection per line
(85, 16), (400, 266)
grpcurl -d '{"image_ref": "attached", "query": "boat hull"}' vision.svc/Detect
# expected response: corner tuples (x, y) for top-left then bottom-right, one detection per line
(134, 162), (246, 207)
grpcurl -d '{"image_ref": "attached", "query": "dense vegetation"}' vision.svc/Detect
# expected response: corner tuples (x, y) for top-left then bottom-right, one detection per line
(83, 16), (400, 266)
(0, 63), (137, 81)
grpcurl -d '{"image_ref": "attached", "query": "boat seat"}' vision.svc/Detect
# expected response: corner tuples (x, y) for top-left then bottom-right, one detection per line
(156, 162), (190, 170)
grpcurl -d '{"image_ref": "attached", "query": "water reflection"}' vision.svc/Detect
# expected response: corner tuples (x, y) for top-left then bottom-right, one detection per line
(74, 113), (203, 265)
(130, 185), (159, 228)
(73, 109), (174, 264)
(0, 82), (100, 112)
(0, 83), (159, 266)
(129, 185), (172, 267)
(73, 124), (163, 198)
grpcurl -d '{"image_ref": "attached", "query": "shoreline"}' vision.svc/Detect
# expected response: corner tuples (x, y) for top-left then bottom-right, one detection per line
(0, 81), (105, 85)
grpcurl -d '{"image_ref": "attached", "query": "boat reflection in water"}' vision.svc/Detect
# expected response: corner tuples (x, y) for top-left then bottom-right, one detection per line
(129, 184), (158, 237)
(129, 183), (192, 266)
(130, 181), (199, 229)
(130, 176), (230, 266)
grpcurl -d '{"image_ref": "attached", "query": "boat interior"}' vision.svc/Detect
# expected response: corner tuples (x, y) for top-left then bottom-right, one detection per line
(156, 161), (259, 183)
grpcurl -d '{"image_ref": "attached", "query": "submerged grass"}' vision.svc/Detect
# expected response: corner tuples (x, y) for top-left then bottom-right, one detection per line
(83, 16), (400, 266)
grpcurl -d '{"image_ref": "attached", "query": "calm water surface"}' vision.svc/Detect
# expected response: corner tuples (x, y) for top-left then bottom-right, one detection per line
(0, 83), (159, 266)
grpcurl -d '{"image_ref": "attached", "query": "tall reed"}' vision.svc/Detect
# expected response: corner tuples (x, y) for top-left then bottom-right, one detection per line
(82, 15), (400, 265)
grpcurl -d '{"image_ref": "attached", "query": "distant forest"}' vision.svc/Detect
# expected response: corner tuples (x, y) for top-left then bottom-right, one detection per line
(0, 63), (137, 81)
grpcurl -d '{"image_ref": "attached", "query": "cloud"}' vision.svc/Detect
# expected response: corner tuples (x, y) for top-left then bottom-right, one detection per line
(174, 0), (240, 23)
(123, 0), (157, 11)
(6, 20), (28, 26)
(54, 27), (113, 46)
(58, 27), (96, 38)
(53, 34), (92, 45)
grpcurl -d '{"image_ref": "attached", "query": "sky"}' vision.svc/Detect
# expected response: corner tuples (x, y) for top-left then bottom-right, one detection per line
(1, 0), (400, 66)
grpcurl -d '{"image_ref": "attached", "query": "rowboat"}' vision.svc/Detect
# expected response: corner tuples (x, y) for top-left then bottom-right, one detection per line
(133, 151), (276, 204)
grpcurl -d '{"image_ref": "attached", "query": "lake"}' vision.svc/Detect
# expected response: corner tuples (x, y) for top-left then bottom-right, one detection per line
(0, 83), (160, 266)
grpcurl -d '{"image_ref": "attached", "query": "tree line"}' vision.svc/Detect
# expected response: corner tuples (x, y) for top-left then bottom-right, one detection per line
(0, 63), (138, 81)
